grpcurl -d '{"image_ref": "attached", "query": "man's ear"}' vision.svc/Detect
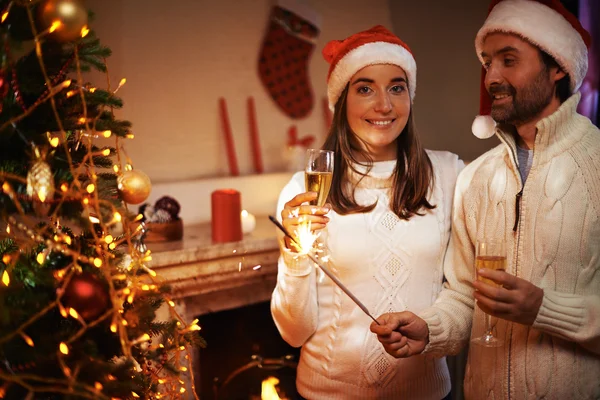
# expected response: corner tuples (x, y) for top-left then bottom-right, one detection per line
(552, 66), (567, 83)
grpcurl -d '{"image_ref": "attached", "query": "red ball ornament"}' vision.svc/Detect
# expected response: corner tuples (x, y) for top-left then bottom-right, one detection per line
(61, 272), (110, 321)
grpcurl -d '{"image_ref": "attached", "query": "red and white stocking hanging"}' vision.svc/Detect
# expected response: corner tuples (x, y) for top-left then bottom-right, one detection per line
(257, 0), (321, 119)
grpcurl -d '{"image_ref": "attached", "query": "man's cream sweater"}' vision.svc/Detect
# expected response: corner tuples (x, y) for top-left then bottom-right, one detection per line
(420, 93), (600, 399)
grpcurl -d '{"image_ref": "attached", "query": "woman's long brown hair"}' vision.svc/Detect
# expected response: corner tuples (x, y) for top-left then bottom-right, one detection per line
(322, 85), (435, 220)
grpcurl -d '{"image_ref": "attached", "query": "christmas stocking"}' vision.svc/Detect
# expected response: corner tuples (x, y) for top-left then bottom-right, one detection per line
(257, 1), (321, 119)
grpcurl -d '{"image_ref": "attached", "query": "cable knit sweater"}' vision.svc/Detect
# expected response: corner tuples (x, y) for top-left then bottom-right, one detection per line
(271, 150), (464, 399)
(420, 93), (600, 399)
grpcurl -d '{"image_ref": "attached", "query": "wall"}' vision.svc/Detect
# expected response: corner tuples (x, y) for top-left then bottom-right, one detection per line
(87, 0), (393, 183)
(389, 0), (494, 161)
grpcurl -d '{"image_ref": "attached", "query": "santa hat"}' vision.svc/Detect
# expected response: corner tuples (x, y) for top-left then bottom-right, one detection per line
(322, 25), (416, 110)
(472, 0), (592, 139)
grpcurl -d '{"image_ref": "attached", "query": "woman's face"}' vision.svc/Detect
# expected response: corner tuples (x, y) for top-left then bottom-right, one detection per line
(345, 64), (411, 162)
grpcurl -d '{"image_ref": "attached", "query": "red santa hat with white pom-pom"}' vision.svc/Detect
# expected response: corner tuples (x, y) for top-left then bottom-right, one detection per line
(322, 25), (417, 111)
(472, 0), (591, 139)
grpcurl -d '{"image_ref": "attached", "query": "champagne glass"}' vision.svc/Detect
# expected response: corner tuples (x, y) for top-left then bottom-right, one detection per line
(471, 239), (506, 347)
(304, 149), (334, 206)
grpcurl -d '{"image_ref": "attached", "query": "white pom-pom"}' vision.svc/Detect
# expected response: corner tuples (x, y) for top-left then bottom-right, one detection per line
(471, 115), (496, 139)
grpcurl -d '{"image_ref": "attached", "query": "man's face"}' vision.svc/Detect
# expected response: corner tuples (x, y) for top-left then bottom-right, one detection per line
(481, 33), (560, 126)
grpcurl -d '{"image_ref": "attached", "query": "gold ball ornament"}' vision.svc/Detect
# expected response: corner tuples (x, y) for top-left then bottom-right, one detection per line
(38, 0), (88, 42)
(117, 170), (151, 205)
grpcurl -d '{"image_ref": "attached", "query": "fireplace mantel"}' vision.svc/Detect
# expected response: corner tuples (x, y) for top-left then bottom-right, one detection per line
(147, 216), (280, 318)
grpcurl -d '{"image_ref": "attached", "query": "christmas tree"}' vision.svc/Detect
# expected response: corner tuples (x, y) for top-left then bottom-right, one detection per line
(0, 0), (204, 398)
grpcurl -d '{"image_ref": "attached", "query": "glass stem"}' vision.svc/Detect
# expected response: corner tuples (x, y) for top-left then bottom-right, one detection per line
(484, 314), (494, 339)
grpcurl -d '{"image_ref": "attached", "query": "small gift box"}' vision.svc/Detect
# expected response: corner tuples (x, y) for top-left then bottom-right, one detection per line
(139, 196), (184, 242)
(145, 219), (183, 242)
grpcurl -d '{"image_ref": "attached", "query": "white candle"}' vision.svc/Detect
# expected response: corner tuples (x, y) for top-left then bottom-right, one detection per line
(240, 210), (256, 234)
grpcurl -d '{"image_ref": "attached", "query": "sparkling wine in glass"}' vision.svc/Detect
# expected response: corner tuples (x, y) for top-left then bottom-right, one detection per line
(471, 239), (506, 347)
(304, 149), (334, 206)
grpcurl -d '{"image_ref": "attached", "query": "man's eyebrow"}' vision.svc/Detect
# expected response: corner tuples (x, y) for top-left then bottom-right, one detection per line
(481, 46), (520, 58)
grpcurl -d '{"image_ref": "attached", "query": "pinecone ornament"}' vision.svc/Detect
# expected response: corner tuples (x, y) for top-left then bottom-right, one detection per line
(27, 158), (55, 202)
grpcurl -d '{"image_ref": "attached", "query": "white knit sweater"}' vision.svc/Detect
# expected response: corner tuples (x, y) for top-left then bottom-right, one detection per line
(420, 93), (600, 399)
(271, 150), (464, 399)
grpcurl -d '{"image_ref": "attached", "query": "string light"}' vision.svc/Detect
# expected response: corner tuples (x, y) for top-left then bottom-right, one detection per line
(20, 332), (34, 347)
(1, 2), (12, 23)
(49, 20), (61, 33)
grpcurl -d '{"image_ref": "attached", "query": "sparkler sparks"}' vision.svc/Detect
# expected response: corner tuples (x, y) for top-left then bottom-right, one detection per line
(291, 220), (319, 255)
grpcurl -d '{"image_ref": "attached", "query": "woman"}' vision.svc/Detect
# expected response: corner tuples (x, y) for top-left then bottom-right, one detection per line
(271, 25), (463, 399)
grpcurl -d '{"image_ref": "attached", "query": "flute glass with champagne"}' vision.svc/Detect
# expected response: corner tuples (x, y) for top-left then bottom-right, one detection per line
(471, 239), (506, 347)
(302, 149), (334, 252)
(305, 149), (334, 206)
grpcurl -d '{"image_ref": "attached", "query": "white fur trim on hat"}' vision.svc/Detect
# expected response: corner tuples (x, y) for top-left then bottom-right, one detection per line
(475, 0), (588, 92)
(327, 41), (417, 110)
(472, 115), (497, 139)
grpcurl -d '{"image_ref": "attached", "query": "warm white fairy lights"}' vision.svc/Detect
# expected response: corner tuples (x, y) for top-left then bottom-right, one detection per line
(0, 2), (199, 398)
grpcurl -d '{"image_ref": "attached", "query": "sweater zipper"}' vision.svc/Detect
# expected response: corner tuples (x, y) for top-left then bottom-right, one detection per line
(508, 152), (525, 400)
(512, 189), (523, 231)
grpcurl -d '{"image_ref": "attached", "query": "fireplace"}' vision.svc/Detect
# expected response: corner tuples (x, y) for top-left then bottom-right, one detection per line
(196, 301), (301, 399)
(148, 220), (467, 399)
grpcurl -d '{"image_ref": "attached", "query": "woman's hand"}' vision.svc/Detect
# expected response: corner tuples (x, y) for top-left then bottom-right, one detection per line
(281, 192), (330, 252)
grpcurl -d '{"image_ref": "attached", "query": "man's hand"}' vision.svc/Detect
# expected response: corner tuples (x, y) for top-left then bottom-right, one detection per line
(370, 312), (429, 358)
(473, 268), (544, 326)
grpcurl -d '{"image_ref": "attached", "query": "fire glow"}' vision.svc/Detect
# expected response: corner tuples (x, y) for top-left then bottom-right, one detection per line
(261, 376), (285, 400)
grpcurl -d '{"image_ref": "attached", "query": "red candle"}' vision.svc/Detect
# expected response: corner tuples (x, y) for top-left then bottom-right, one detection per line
(218, 98), (240, 176)
(247, 97), (264, 174)
(211, 189), (243, 243)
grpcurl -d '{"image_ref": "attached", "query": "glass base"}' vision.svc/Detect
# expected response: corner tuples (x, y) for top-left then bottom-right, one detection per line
(471, 334), (503, 347)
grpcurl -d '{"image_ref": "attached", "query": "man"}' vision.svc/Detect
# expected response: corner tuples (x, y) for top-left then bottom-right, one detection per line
(370, 0), (600, 398)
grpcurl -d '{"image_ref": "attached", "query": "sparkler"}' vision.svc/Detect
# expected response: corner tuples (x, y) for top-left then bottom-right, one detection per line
(269, 215), (380, 325)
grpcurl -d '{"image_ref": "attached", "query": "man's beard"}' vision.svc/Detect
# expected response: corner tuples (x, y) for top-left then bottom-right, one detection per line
(489, 69), (554, 125)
